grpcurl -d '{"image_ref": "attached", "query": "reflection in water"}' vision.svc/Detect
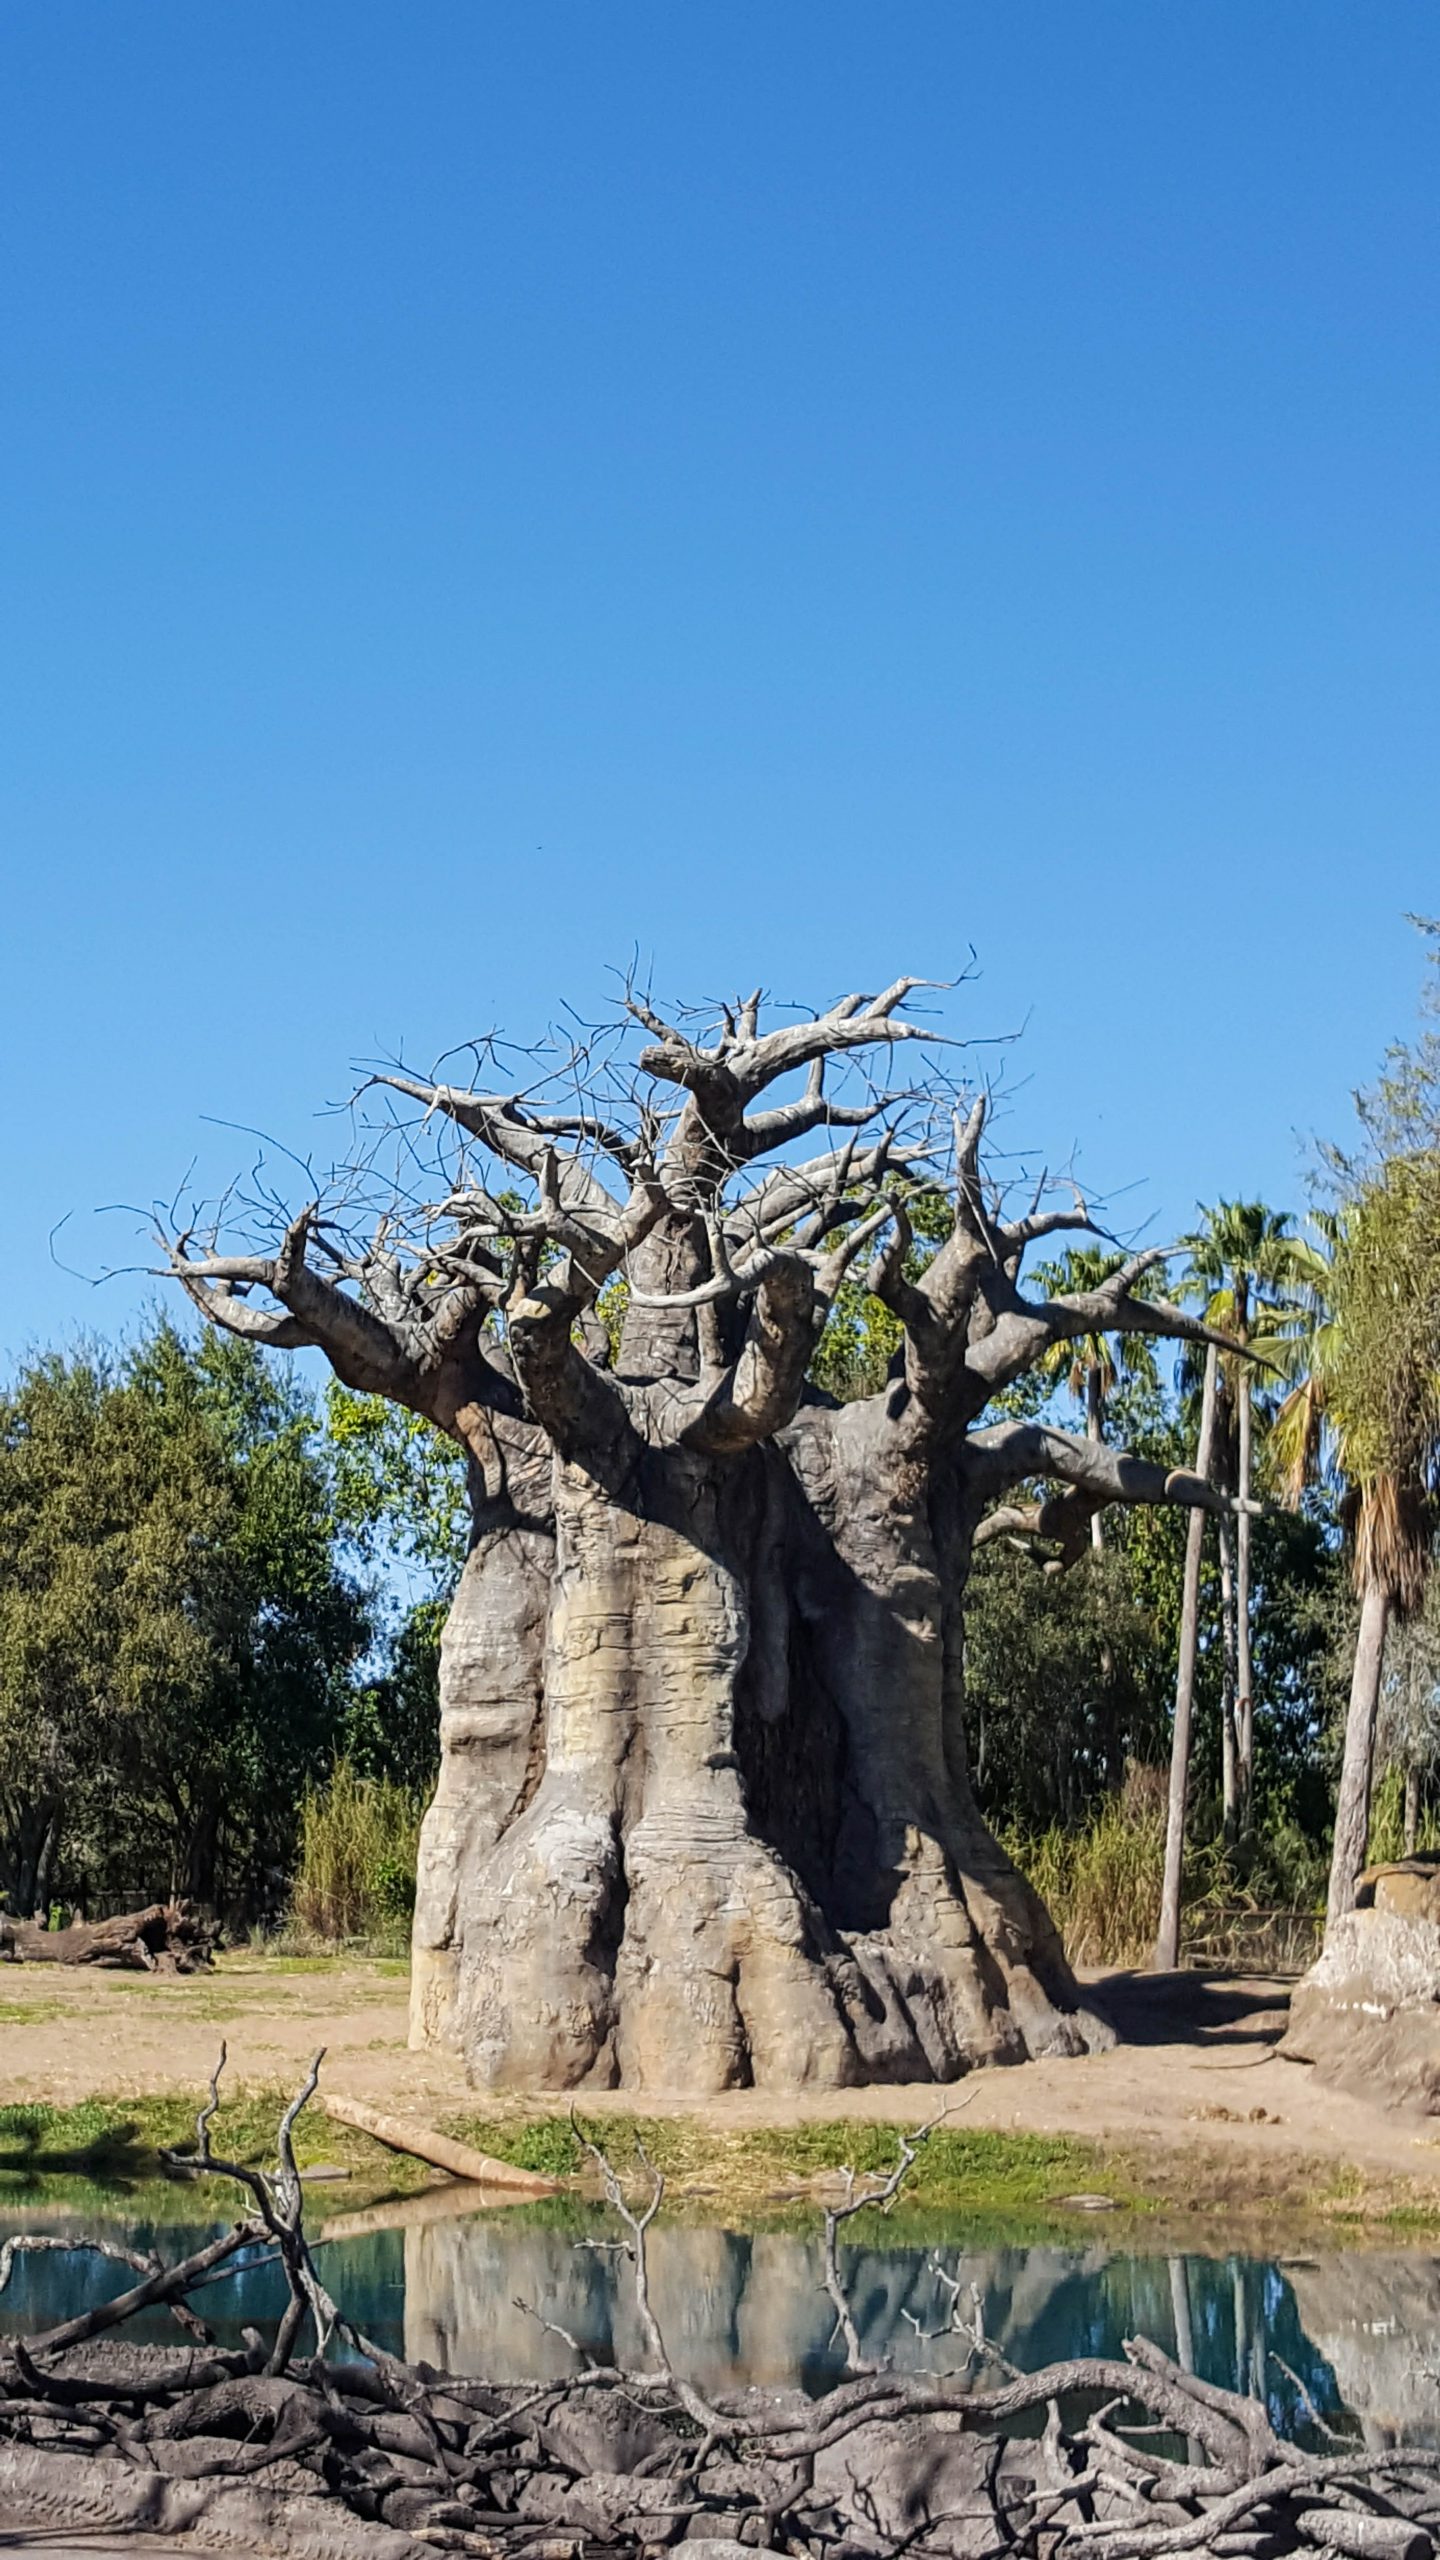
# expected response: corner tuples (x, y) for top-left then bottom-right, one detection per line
(1286, 2258), (1440, 2447)
(1, 2193), (1435, 2448)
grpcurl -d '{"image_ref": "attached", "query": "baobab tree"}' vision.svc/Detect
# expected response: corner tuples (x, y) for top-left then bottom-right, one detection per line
(161, 976), (1237, 2095)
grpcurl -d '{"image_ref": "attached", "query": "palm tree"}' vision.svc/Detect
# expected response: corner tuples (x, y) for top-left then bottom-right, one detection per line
(1155, 1333), (1222, 1970)
(1035, 1248), (1159, 1550)
(1181, 1202), (1312, 1846)
(1269, 1193), (1439, 1928)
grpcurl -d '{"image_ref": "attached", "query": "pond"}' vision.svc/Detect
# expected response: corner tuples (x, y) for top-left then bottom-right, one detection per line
(3, 2187), (1437, 2449)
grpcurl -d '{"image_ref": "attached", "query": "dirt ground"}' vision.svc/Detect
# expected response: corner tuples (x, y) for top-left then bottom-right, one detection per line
(3, 1955), (1437, 2213)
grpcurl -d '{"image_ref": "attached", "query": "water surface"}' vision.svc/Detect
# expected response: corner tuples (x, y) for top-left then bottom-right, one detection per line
(2, 2192), (1435, 2449)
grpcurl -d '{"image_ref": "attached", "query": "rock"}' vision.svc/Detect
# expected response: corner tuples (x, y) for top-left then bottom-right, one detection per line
(1374, 1867), (1440, 1925)
(1281, 1910), (1440, 2111)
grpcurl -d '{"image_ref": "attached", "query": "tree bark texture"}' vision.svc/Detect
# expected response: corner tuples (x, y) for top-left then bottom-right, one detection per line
(411, 1397), (1098, 2095)
(1326, 1576), (1392, 1932)
(163, 978), (1239, 2095)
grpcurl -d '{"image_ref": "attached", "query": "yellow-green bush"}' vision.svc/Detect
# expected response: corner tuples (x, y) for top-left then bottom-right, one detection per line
(289, 1759), (425, 1948)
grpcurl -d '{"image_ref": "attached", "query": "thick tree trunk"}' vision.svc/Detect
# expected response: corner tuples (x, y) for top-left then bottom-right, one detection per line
(1154, 1343), (1220, 1969)
(1326, 1575), (1392, 1931)
(410, 1400), (1110, 2095)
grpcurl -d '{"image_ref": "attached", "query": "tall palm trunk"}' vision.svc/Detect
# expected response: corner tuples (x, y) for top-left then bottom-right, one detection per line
(1325, 1573), (1392, 1930)
(1235, 1367), (1255, 1847)
(1155, 1341), (1221, 1969)
(1218, 1500), (1239, 1848)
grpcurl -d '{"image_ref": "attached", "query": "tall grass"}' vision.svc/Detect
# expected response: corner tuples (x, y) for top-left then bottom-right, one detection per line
(1366, 1763), (1440, 1867)
(289, 1759), (425, 1950)
(1001, 1768), (1325, 1972)
(1002, 1777), (1166, 1968)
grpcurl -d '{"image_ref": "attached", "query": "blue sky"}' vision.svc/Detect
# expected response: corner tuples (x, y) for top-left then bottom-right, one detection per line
(3, 4), (1437, 1359)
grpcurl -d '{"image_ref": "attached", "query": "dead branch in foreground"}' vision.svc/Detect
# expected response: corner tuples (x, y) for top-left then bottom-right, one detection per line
(0, 2055), (1436, 2560)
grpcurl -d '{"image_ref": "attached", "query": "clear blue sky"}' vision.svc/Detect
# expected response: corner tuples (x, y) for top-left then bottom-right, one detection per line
(4, 3), (1437, 1359)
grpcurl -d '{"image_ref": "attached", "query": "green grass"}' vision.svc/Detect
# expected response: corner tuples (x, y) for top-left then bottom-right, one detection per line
(0, 2090), (432, 2210)
(7, 2087), (1440, 2249)
(436, 2109), (1149, 2228)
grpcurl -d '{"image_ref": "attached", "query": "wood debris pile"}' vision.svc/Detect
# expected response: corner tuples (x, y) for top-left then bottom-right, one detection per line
(1, 2057), (1436, 2559)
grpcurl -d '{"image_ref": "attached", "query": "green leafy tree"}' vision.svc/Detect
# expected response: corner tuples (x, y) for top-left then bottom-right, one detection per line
(324, 1386), (471, 1788)
(1272, 933), (1440, 1923)
(0, 1321), (371, 1917)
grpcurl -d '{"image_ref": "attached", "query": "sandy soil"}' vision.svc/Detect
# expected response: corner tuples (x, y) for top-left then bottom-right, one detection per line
(2, 1957), (1436, 2212)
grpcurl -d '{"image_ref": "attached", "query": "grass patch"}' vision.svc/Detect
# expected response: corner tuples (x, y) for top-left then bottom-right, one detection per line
(437, 2110), (1148, 2229)
(0, 2090), (430, 2210)
(435, 2110), (1440, 2245)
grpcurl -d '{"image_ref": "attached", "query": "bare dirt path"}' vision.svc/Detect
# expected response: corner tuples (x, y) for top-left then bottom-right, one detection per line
(2, 1957), (1434, 2215)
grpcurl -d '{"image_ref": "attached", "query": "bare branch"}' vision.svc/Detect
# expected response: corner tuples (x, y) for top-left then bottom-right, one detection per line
(969, 1423), (1264, 1566)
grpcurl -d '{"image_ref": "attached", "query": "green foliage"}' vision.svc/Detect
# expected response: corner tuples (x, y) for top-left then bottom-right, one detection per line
(0, 1321), (371, 1919)
(344, 1596), (448, 1793)
(326, 1385), (470, 1586)
(1031, 1246), (1160, 1419)
(289, 1757), (426, 1948)
(1003, 1775), (1329, 1969)
(964, 1543), (1173, 1828)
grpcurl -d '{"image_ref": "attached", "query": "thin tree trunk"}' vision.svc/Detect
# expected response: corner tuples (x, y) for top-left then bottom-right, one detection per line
(1087, 1368), (1105, 1554)
(1404, 1763), (1422, 1857)
(1155, 1342), (1221, 1970)
(1218, 1508), (1239, 1848)
(1326, 1575), (1392, 1931)
(1235, 1372), (1255, 1850)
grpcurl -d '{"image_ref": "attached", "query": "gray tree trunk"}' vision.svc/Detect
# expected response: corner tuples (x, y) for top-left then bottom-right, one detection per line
(1326, 1576), (1392, 1931)
(1218, 1508), (1238, 1847)
(1086, 1366), (1106, 1554)
(410, 1394), (1112, 2095)
(1235, 1375), (1255, 1847)
(1154, 1343), (1220, 1970)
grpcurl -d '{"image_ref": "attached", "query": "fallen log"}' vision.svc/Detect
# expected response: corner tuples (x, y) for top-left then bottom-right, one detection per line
(321, 2093), (561, 2193)
(0, 1903), (218, 1974)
